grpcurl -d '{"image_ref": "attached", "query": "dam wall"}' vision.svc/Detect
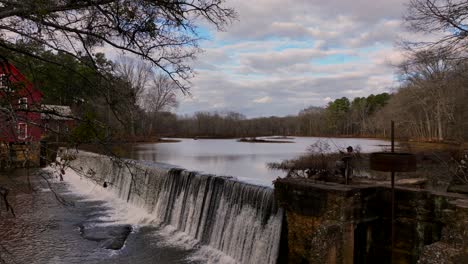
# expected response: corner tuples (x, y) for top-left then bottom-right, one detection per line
(275, 178), (468, 264)
(58, 148), (468, 264)
(60, 149), (283, 264)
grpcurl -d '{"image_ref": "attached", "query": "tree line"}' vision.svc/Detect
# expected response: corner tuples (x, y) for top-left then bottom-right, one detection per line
(121, 0), (468, 143)
(0, 0), (235, 146)
(148, 58), (467, 143)
(8, 45), (468, 143)
(157, 93), (392, 139)
(158, 0), (468, 143)
(4, 42), (181, 143)
(12, 43), (466, 143)
(164, 56), (467, 142)
(2, 0), (467, 144)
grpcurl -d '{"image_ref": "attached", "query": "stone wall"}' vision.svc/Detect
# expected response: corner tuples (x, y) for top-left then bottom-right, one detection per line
(274, 178), (468, 264)
(0, 142), (41, 169)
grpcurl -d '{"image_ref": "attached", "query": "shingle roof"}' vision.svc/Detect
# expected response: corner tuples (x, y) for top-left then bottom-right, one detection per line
(41, 105), (73, 120)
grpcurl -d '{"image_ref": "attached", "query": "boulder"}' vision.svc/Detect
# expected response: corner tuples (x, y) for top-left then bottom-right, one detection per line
(79, 224), (132, 250)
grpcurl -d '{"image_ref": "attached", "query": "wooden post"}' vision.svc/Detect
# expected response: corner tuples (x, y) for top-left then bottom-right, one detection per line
(391, 120), (395, 263)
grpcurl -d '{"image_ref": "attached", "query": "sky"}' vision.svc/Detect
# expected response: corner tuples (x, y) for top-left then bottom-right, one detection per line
(179, 0), (418, 117)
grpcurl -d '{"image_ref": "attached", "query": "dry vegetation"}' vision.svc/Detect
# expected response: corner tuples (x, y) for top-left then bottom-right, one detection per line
(270, 140), (467, 192)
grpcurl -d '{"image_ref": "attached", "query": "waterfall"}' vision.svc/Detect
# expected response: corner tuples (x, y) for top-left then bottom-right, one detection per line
(62, 150), (283, 264)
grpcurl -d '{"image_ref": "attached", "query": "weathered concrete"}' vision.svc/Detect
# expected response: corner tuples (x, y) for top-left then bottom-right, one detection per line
(274, 178), (468, 264)
(416, 199), (468, 264)
(0, 142), (41, 169)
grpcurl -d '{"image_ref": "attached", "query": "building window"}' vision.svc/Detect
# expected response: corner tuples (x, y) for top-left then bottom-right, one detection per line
(17, 123), (27, 140)
(0, 74), (8, 90)
(18, 97), (28, 109)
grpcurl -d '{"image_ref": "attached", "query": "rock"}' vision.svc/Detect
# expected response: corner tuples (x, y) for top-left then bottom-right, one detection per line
(417, 242), (459, 264)
(80, 224), (132, 250)
(396, 178), (427, 188)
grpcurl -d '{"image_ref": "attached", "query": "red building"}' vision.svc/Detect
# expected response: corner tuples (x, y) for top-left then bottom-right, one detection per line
(41, 104), (75, 142)
(0, 62), (43, 143)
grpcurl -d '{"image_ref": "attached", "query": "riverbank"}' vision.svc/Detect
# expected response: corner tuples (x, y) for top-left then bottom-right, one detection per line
(110, 138), (181, 144)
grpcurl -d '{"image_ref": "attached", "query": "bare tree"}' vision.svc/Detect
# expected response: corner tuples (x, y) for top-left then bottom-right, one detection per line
(142, 73), (179, 137)
(113, 58), (152, 136)
(398, 48), (459, 141)
(0, 0), (236, 91)
(402, 0), (468, 142)
(0, 4), (235, 260)
(116, 58), (151, 102)
(0, 0), (236, 146)
(404, 0), (468, 56)
(143, 74), (179, 113)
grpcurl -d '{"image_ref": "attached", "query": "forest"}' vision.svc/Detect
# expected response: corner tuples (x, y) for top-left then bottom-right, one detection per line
(8, 43), (468, 143)
(170, 48), (468, 143)
(1, 0), (467, 145)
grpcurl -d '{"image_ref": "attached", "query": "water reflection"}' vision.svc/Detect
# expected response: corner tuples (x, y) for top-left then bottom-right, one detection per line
(121, 137), (389, 186)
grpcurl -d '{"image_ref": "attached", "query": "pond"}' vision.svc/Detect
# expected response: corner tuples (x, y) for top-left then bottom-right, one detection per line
(121, 137), (390, 186)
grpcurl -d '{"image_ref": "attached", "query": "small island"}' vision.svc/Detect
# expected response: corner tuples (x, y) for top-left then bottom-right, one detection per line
(237, 137), (294, 143)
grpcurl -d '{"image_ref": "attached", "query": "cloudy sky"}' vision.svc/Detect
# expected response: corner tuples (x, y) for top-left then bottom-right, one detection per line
(178, 0), (414, 117)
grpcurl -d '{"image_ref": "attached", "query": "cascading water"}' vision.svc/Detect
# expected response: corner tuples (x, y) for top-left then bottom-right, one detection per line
(62, 150), (283, 264)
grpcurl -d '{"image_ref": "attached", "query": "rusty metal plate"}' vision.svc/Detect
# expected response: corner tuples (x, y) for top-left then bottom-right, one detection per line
(369, 152), (417, 172)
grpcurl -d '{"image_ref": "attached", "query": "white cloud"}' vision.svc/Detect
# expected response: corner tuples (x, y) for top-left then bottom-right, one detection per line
(177, 0), (424, 117)
(253, 96), (273, 104)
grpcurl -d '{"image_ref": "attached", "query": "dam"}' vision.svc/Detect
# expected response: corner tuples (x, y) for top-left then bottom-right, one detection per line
(57, 148), (468, 264)
(61, 149), (283, 264)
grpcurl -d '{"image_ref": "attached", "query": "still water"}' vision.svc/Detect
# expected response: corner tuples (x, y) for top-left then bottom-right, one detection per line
(123, 137), (389, 186)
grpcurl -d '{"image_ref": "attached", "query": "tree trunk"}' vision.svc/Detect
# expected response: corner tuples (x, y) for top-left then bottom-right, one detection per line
(436, 103), (443, 141)
(129, 110), (136, 137)
(425, 111), (432, 141)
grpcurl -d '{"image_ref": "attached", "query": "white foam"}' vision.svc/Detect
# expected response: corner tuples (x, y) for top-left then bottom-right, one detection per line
(51, 150), (283, 264)
(48, 166), (240, 263)
(57, 167), (154, 226)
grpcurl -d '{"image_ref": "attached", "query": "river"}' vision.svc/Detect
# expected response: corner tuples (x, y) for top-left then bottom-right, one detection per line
(120, 137), (390, 186)
(0, 137), (389, 264)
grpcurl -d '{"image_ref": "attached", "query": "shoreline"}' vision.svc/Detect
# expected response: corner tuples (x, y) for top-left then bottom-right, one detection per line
(73, 136), (466, 149)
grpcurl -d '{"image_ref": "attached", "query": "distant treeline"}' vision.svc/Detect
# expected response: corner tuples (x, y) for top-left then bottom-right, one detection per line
(157, 54), (468, 143)
(155, 93), (392, 138)
(9, 42), (468, 143)
(157, 50), (468, 143)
